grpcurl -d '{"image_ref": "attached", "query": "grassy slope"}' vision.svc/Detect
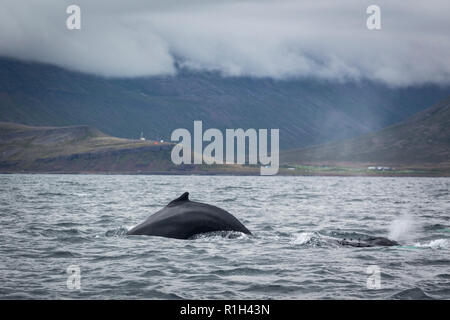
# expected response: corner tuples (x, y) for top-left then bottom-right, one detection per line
(0, 122), (258, 174)
(0, 122), (177, 173)
(0, 119), (448, 176)
(280, 97), (450, 171)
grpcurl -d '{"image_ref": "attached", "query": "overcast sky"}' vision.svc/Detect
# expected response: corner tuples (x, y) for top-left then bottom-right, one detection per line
(1, 0), (449, 86)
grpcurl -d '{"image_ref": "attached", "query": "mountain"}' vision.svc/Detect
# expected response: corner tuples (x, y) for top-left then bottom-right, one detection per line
(0, 122), (251, 174)
(280, 96), (450, 169)
(0, 122), (176, 173)
(1, 57), (449, 150)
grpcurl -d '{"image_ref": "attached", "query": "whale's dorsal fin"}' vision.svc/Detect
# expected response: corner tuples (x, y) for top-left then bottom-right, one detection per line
(168, 192), (189, 206)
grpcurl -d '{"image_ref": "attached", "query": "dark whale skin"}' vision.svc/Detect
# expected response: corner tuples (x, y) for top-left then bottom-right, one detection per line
(337, 237), (399, 247)
(127, 192), (251, 239)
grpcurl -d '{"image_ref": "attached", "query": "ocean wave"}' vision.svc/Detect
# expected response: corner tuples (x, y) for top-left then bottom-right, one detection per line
(414, 239), (449, 249)
(104, 227), (129, 237)
(289, 232), (317, 246)
(391, 287), (434, 300)
(2, 174), (450, 299)
(189, 230), (249, 240)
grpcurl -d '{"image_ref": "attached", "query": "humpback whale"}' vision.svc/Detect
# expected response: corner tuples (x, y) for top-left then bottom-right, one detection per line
(127, 192), (251, 239)
(337, 237), (398, 247)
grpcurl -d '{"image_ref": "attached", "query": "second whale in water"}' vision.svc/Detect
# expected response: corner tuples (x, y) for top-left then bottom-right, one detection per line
(337, 237), (398, 247)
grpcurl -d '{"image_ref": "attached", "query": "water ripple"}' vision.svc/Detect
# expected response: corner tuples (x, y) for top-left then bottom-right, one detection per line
(0, 174), (449, 299)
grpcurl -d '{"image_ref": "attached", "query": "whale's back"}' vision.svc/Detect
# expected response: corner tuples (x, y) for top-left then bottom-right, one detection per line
(127, 193), (251, 239)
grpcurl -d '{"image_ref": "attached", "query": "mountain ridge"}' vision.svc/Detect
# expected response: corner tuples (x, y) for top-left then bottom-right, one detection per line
(1, 57), (450, 149)
(280, 96), (450, 168)
(0, 122), (175, 172)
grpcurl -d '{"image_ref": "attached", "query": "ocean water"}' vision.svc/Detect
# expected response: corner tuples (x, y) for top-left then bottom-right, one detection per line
(0, 174), (449, 300)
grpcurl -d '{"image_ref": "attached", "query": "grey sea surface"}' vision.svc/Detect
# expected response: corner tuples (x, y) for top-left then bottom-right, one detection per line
(0, 174), (449, 299)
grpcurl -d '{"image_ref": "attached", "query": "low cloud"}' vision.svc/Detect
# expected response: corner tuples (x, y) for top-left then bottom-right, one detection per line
(1, 0), (449, 86)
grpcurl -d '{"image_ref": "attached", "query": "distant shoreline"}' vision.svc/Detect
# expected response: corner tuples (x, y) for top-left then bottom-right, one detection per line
(1, 169), (449, 177)
(2, 120), (448, 179)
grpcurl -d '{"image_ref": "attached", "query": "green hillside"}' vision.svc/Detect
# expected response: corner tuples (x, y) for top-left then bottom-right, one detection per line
(0, 122), (176, 173)
(281, 97), (450, 170)
(0, 122), (255, 174)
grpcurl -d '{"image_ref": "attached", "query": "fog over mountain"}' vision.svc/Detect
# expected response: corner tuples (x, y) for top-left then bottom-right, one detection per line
(1, 0), (449, 86)
(1, 57), (449, 150)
